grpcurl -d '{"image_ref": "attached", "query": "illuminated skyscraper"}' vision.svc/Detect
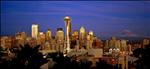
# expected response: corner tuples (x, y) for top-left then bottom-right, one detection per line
(79, 26), (86, 40)
(46, 28), (52, 41)
(86, 31), (94, 49)
(56, 28), (64, 41)
(109, 36), (117, 48)
(38, 32), (46, 45)
(80, 26), (85, 39)
(89, 30), (93, 36)
(116, 40), (121, 50)
(72, 30), (79, 40)
(79, 26), (86, 48)
(64, 16), (71, 53)
(31, 24), (38, 39)
(104, 40), (109, 50)
(120, 40), (127, 51)
(38, 32), (46, 49)
(71, 30), (79, 49)
(56, 28), (64, 52)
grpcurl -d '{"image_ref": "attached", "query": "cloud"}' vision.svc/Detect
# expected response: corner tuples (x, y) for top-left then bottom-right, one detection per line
(119, 29), (139, 37)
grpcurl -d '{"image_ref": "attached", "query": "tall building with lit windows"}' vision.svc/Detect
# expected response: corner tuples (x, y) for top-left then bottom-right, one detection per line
(38, 32), (46, 44)
(56, 28), (64, 41)
(109, 36), (117, 48)
(79, 26), (86, 48)
(46, 28), (52, 41)
(79, 26), (86, 40)
(71, 30), (79, 49)
(86, 31), (94, 49)
(120, 39), (127, 51)
(56, 28), (64, 52)
(72, 30), (79, 40)
(31, 24), (38, 39)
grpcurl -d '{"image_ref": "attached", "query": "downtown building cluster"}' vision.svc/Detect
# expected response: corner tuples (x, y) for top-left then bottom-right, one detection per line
(1, 16), (150, 69)
(1, 16), (150, 55)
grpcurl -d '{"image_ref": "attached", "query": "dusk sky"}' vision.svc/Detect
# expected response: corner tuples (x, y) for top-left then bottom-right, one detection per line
(1, 1), (150, 39)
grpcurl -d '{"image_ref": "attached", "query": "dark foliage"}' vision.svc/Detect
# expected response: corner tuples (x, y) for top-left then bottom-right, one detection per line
(133, 44), (150, 69)
(0, 44), (48, 69)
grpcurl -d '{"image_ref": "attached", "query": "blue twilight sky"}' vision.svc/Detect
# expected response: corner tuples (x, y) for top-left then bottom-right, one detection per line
(1, 1), (150, 39)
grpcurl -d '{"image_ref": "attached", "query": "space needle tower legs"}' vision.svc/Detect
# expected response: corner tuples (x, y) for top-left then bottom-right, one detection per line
(64, 16), (71, 53)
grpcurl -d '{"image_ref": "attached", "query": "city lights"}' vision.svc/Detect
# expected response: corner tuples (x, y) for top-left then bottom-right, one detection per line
(1, 1), (150, 69)
(1, 16), (150, 69)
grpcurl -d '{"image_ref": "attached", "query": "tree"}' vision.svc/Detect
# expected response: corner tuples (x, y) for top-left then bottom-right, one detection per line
(133, 44), (150, 69)
(9, 44), (48, 69)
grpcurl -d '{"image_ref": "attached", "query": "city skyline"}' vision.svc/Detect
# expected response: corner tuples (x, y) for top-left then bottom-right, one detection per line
(1, 1), (150, 39)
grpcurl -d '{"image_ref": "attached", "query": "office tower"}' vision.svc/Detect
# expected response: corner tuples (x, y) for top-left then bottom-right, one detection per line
(109, 36), (117, 48)
(45, 41), (50, 50)
(79, 26), (86, 48)
(56, 28), (64, 52)
(31, 24), (38, 39)
(39, 32), (46, 43)
(71, 30), (79, 49)
(28, 37), (37, 48)
(120, 40), (127, 51)
(86, 31), (94, 49)
(116, 40), (121, 50)
(56, 28), (64, 41)
(89, 30), (93, 36)
(46, 28), (52, 41)
(0, 36), (8, 50)
(64, 16), (71, 53)
(143, 38), (150, 48)
(86, 34), (90, 49)
(38, 32), (46, 49)
(15, 32), (26, 40)
(15, 32), (27, 47)
(72, 30), (79, 40)
(95, 38), (103, 48)
(1, 37), (12, 49)
(104, 40), (109, 51)
(128, 44), (132, 55)
(80, 26), (85, 39)
(51, 37), (56, 51)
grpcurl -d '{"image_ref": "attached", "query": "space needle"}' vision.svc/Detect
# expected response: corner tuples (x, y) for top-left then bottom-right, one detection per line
(64, 16), (71, 53)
